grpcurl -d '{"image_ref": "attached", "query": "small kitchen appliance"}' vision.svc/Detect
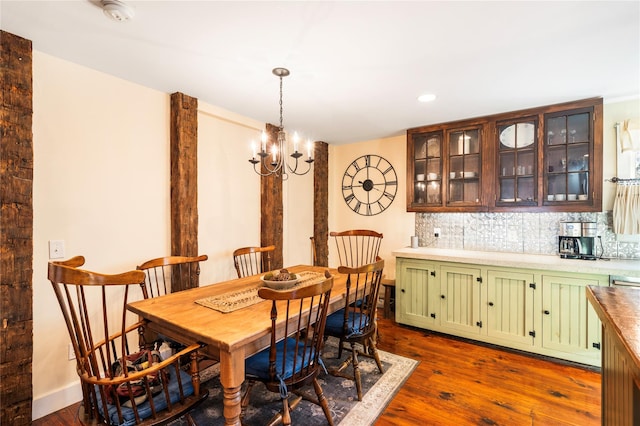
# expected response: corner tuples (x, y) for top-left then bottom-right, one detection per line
(558, 221), (597, 260)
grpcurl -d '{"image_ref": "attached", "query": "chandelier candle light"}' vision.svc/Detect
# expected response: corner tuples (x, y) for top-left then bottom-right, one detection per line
(249, 68), (314, 178)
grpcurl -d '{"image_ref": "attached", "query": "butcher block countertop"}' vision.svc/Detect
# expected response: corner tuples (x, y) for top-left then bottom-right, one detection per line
(392, 247), (640, 278)
(586, 286), (640, 424)
(587, 286), (640, 372)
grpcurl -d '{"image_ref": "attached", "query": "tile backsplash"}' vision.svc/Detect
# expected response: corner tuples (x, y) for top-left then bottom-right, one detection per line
(415, 211), (640, 259)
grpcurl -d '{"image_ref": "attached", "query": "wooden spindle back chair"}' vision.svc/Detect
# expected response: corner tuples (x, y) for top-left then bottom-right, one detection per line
(48, 258), (208, 425)
(136, 254), (209, 355)
(232, 245), (275, 278)
(324, 258), (385, 401)
(329, 229), (383, 268)
(241, 275), (335, 426)
(136, 254), (208, 297)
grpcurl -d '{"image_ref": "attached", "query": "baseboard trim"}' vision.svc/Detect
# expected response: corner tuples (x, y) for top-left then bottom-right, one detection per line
(32, 381), (82, 420)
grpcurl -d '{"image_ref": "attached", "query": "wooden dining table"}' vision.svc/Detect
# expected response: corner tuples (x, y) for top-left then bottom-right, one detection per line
(127, 265), (348, 426)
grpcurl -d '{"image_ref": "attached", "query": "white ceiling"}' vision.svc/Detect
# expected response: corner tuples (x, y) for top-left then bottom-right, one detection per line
(1, 1), (639, 145)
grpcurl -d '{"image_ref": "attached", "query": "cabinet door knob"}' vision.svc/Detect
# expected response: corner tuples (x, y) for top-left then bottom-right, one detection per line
(488, 302), (494, 306)
(430, 313), (436, 319)
(440, 294), (445, 299)
(401, 289), (405, 293)
(544, 310), (550, 315)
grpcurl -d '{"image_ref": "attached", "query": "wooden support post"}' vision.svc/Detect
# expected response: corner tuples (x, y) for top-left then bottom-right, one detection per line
(0, 30), (34, 426)
(170, 92), (199, 291)
(313, 142), (329, 267)
(260, 123), (283, 270)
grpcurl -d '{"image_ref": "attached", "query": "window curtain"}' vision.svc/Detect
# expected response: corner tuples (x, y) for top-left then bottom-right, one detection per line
(613, 181), (640, 235)
(620, 118), (640, 152)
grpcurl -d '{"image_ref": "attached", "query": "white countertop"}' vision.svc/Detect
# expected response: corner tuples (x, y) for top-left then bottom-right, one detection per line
(392, 247), (640, 278)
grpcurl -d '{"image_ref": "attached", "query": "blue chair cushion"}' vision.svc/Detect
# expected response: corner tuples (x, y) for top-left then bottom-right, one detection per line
(97, 367), (194, 426)
(325, 309), (370, 338)
(245, 337), (310, 381)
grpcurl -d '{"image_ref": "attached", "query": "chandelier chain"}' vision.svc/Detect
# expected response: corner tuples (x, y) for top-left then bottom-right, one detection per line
(248, 67), (314, 177)
(279, 75), (284, 130)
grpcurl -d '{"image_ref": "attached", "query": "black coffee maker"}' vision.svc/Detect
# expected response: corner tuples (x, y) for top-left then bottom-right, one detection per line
(558, 222), (597, 260)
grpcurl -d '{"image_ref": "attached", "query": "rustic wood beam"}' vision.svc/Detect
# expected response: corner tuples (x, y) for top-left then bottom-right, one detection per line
(0, 30), (34, 425)
(260, 123), (283, 269)
(313, 142), (329, 266)
(170, 92), (200, 291)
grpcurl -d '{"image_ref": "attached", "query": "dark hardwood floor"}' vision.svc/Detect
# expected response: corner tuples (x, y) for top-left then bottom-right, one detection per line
(374, 315), (600, 426)
(34, 310), (601, 426)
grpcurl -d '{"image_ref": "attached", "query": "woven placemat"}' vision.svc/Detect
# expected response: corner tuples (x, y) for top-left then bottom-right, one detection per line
(195, 271), (325, 313)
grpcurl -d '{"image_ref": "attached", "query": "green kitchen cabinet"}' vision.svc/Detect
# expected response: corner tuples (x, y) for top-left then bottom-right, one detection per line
(439, 265), (482, 335)
(396, 258), (440, 328)
(541, 274), (605, 359)
(396, 257), (604, 366)
(485, 269), (536, 346)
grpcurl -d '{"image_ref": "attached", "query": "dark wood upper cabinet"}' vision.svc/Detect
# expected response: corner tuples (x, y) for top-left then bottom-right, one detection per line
(494, 116), (539, 208)
(406, 98), (603, 213)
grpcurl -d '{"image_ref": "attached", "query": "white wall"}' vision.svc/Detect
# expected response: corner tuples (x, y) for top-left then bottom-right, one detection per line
(33, 51), (172, 418)
(197, 105), (263, 284)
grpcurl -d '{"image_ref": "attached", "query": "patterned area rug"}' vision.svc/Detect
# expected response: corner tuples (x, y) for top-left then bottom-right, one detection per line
(171, 337), (418, 425)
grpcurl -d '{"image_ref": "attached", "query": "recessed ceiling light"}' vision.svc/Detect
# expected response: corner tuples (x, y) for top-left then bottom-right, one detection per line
(418, 93), (437, 103)
(102, 0), (135, 22)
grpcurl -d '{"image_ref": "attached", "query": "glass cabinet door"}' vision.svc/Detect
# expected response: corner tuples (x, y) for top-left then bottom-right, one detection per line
(496, 118), (538, 206)
(447, 128), (481, 205)
(544, 108), (592, 204)
(412, 131), (442, 205)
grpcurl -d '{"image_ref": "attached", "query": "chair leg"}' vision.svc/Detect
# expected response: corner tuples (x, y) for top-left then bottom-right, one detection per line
(240, 380), (256, 420)
(367, 337), (384, 374)
(337, 337), (345, 359)
(265, 394), (302, 426)
(333, 352), (354, 375)
(281, 395), (292, 426)
(190, 350), (200, 396)
(313, 377), (334, 426)
(184, 413), (197, 426)
(351, 344), (363, 401)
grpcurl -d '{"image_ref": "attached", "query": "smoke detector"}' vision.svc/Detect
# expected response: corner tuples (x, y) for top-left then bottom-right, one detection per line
(102, 0), (135, 22)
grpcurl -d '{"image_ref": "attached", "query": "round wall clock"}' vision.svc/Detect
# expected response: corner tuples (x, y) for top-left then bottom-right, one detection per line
(342, 154), (397, 216)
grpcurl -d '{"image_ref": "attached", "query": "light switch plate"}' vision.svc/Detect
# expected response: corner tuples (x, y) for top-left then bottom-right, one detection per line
(49, 240), (65, 259)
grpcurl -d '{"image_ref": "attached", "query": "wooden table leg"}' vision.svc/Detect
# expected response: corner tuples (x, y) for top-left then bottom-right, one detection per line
(219, 348), (245, 426)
